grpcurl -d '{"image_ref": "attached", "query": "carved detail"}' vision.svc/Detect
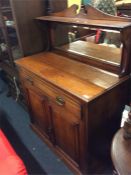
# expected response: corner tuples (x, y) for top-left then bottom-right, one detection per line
(51, 4), (78, 17)
(51, 4), (131, 22)
(36, 4), (131, 77)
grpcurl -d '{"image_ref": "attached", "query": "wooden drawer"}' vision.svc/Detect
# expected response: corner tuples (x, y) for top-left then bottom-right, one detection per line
(19, 68), (83, 122)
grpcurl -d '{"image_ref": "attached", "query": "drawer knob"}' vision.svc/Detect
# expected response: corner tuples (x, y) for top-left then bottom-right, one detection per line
(26, 78), (34, 85)
(56, 96), (65, 106)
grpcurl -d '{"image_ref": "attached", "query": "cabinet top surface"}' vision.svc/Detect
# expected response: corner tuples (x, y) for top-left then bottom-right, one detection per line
(16, 52), (126, 102)
(37, 16), (131, 30)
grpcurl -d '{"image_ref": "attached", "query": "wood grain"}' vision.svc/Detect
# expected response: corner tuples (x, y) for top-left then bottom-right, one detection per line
(15, 52), (123, 102)
(36, 15), (131, 30)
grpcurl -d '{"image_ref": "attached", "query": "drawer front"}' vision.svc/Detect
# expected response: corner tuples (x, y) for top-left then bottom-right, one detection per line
(19, 68), (82, 122)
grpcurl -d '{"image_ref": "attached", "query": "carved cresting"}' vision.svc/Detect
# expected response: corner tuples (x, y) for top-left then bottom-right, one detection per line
(123, 104), (131, 139)
(51, 4), (78, 17)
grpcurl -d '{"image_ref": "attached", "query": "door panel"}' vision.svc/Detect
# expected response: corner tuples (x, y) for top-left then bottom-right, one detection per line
(23, 84), (81, 164)
(26, 87), (51, 138)
(52, 110), (80, 164)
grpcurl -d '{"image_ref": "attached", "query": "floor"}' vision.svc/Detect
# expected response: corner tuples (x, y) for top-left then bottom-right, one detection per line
(0, 78), (73, 175)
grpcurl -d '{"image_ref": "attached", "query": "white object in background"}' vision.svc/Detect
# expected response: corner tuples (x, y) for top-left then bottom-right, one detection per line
(5, 20), (15, 27)
(121, 105), (130, 127)
(13, 76), (20, 102)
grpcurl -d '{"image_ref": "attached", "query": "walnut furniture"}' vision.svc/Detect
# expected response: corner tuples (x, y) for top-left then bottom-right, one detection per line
(16, 5), (131, 174)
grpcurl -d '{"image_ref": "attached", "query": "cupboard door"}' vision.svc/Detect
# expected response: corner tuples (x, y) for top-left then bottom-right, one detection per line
(52, 109), (80, 164)
(25, 86), (51, 139)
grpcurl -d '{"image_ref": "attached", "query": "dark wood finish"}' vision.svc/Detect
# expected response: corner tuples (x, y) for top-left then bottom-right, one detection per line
(120, 27), (131, 77)
(37, 15), (131, 30)
(25, 86), (52, 139)
(39, 3), (131, 22)
(51, 4), (78, 17)
(16, 52), (130, 174)
(51, 105), (81, 164)
(16, 52), (122, 93)
(37, 4), (131, 30)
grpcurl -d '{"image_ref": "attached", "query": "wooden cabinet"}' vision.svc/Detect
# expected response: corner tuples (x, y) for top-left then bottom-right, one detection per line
(20, 66), (85, 170)
(27, 84), (82, 164)
(16, 5), (131, 175)
(16, 51), (130, 174)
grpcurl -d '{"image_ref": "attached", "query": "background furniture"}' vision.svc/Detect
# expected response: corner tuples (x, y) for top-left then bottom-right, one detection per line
(0, 0), (46, 103)
(111, 105), (131, 175)
(116, 0), (131, 16)
(111, 128), (131, 175)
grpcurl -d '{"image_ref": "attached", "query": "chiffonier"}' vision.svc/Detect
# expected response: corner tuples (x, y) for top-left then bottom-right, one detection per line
(15, 5), (131, 174)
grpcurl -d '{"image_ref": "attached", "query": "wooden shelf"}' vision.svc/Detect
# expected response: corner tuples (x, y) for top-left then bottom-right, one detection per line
(57, 40), (121, 66)
(36, 15), (131, 30)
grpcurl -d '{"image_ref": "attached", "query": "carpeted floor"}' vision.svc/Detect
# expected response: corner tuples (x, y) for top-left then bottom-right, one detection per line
(0, 78), (73, 175)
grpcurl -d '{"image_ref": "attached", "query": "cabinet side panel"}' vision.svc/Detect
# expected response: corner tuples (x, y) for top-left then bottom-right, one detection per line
(87, 79), (130, 173)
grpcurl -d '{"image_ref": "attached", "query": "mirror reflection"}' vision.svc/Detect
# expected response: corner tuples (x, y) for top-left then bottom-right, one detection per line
(53, 23), (122, 66)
